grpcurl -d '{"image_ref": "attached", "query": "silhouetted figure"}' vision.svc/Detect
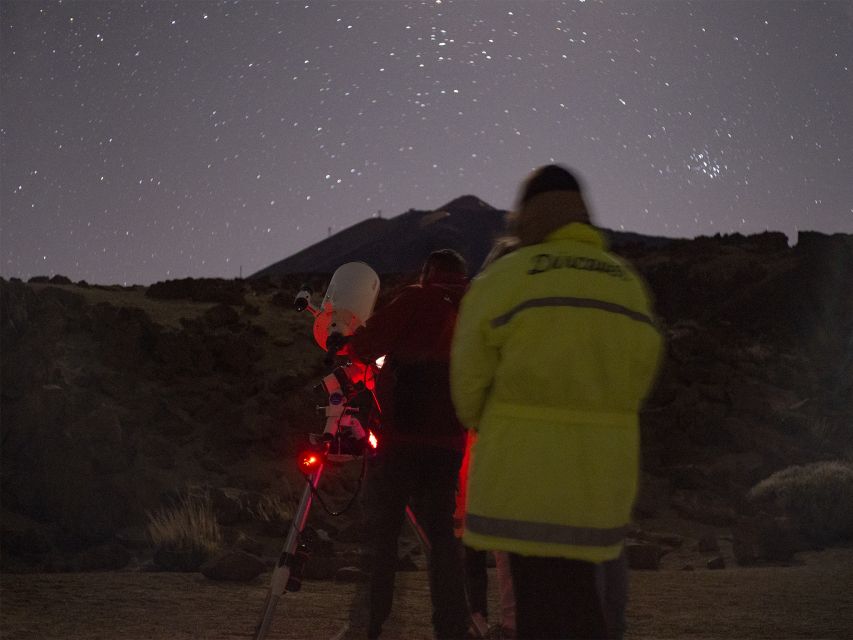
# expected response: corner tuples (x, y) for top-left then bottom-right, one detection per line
(344, 250), (470, 639)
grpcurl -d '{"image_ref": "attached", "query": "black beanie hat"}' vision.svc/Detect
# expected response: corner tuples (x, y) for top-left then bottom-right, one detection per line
(519, 164), (582, 205)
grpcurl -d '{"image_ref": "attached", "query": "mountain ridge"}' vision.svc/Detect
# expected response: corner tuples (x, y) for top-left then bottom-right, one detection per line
(252, 196), (679, 277)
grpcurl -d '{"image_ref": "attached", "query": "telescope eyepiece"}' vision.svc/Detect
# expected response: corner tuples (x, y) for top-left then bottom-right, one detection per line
(294, 287), (313, 312)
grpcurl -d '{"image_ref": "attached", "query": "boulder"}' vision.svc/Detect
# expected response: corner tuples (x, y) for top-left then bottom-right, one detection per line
(200, 549), (266, 582)
(625, 543), (661, 570)
(707, 556), (726, 570)
(152, 546), (213, 572)
(232, 533), (265, 558)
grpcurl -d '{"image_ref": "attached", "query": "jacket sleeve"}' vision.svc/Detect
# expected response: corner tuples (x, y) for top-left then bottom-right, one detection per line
(346, 287), (419, 363)
(450, 278), (500, 431)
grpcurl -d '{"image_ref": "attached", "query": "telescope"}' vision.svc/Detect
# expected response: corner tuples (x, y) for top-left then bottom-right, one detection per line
(252, 262), (476, 639)
(252, 262), (383, 639)
(291, 261), (379, 351)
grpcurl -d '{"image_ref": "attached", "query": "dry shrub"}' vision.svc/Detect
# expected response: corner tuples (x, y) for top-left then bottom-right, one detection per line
(147, 490), (222, 556)
(253, 494), (294, 524)
(749, 461), (853, 544)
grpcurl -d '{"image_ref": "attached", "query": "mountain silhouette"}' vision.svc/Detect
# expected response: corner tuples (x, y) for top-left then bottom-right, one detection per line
(252, 196), (675, 277)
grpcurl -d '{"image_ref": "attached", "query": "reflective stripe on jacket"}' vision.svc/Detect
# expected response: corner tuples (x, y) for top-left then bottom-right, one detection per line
(450, 222), (663, 562)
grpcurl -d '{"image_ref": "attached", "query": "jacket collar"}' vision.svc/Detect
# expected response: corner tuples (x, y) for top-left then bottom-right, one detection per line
(420, 271), (469, 298)
(545, 222), (608, 250)
(422, 271), (469, 288)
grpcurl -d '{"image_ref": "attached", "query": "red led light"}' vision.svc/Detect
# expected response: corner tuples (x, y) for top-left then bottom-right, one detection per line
(300, 453), (320, 469)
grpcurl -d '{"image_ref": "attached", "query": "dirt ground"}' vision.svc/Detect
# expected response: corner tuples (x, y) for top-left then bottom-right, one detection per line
(2, 547), (852, 640)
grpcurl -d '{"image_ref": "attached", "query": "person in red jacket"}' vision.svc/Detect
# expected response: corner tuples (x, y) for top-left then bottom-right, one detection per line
(343, 249), (470, 640)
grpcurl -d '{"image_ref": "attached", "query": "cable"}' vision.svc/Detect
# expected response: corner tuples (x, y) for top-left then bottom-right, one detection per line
(300, 452), (368, 517)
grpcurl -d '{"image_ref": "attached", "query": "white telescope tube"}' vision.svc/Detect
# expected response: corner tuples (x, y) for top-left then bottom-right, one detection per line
(313, 262), (380, 350)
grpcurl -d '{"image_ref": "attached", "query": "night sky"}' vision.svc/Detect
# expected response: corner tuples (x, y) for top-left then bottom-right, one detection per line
(2, 1), (852, 285)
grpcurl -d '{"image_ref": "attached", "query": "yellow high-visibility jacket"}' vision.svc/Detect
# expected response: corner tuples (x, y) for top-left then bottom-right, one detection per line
(450, 222), (663, 562)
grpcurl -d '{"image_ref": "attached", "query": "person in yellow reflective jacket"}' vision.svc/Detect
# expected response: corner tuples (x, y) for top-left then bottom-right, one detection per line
(450, 164), (663, 639)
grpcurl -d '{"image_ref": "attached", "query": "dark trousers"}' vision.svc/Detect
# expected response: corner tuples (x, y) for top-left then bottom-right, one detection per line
(464, 546), (489, 618)
(509, 554), (607, 639)
(367, 444), (468, 639)
(596, 551), (628, 640)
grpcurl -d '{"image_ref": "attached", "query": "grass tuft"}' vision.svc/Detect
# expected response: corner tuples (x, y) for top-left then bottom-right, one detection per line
(252, 494), (294, 523)
(750, 460), (853, 545)
(147, 490), (222, 556)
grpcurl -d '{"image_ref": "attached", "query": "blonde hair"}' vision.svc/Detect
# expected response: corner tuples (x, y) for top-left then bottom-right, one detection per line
(480, 235), (520, 271)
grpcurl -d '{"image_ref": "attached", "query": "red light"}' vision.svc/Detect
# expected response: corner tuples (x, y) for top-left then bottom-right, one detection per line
(368, 431), (379, 449)
(300, 453), (321, 470)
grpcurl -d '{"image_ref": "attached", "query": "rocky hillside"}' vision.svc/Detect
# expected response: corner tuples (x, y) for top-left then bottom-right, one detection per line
(2, 229), (852, 575)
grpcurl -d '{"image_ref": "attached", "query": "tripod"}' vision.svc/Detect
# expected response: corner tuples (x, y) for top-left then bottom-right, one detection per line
(252, 362), (432, 640)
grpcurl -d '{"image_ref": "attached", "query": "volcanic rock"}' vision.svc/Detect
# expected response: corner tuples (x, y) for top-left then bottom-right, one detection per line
(625, 542), (662, 570)
(200, 549), (266, 582)
(2, 221), (852, 573)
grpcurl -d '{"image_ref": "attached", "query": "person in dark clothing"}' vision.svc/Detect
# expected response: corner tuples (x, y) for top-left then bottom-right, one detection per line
(342, 249), (470, 640)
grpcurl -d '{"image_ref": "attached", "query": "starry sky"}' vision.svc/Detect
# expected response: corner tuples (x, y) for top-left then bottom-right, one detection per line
(2, 1), (852, 285)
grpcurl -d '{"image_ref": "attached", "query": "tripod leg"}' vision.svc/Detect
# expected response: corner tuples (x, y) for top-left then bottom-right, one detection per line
(404, 504), (432, 557)
(253, 462), (325, 640)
